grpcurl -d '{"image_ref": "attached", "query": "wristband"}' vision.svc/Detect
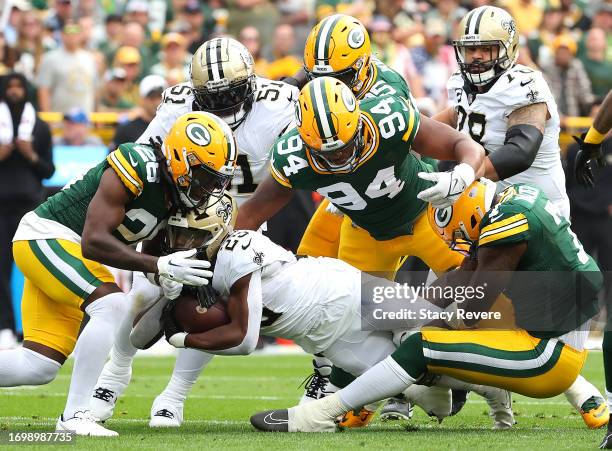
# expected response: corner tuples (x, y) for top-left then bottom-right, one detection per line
(585, 127), (606, 145)
(169, 332), (188, 348)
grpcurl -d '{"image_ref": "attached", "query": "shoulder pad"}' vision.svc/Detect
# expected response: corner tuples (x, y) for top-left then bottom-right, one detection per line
(161, 83), (195, 105)
(479, 194), (531, 248)
(106, 143), (158, 196)
(492, 66), (553, 116)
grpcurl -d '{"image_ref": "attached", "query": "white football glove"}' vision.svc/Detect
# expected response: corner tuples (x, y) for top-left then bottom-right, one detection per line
(325, 201), (344, 218)
(416, 163), (475, 208)
(157, 249), (212, 286)
(159, 276), (183, 300)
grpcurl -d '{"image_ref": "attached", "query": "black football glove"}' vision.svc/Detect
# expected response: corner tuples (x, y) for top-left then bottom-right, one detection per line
(573, 133), (606, 188)
(162, 302), (187, 348)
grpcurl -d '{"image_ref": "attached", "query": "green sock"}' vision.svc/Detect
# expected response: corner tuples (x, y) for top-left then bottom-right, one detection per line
(390, 332), (427, 379)
(329, 365), (357, 389)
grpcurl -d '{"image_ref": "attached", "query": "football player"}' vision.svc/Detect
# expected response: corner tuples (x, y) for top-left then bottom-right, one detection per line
(0, 112), (236, 436)
(412, 5), (607, 427)
(433, 6), (570, 219)
(574, 89), (612, 448)
(250, 180), (607, 433)
(142, 193), (511, 426)
(285, 16), (441, 411)
(233, 76), (484, 423)
(91, 37), (299, 428)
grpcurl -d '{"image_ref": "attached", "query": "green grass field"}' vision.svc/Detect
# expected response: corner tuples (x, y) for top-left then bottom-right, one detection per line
(0, 351), (607, 450)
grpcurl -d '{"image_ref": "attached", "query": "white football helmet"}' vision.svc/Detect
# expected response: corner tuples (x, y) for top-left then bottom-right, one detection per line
(453, 6), (519, 87)
(190, 38), (256, 130)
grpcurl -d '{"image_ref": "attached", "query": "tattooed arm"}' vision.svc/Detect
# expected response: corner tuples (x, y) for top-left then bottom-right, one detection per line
(484, 102), (547, 181)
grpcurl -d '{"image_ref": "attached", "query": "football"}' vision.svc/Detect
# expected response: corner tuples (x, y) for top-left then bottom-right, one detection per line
(172, 293), (230, 334)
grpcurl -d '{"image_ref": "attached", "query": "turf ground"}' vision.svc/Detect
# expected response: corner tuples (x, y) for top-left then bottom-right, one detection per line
(0, 350), (607, 450)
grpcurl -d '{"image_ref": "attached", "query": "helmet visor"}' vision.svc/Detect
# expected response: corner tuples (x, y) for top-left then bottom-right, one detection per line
(182, 164), (232, 208)
(308, 122), (363, 171)
(305, 66), (359, 89)
(453, 40), (507, 85)
(193, 78), (254, 117)
(167, 226), (213, 251)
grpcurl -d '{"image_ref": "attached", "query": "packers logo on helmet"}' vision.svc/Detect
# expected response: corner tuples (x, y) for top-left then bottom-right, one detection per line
(191, 38), (256, 129)
(427, 179), (497, 255)
(186, 123), (211, 147)
(163, 112), (237, 209)
(303, 14), (372, 94)
(453, 6), (519, 87)
(297, 77), (364, 172)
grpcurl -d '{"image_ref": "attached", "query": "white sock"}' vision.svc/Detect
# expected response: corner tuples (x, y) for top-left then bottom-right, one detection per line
(338, 356), (414, 410)
(107, 310), (139, 373)
(313, 355), (332, 376)
(564, 374), (603, 411)
(0, 348), (60, 386)
(156, 348), (213, 405)
(63, 292), (128, 419)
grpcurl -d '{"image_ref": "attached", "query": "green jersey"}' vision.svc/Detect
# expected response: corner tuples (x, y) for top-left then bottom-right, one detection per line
(36, 143), (169, 245)
(270, 95), (433, 240)
(478, 184), (602, 337)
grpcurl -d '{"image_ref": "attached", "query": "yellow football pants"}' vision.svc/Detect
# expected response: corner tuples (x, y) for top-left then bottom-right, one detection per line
(421, 328), (587, 398)
(297, 199), (343, 258)
(298, 200), (462, 280)
(13, 239), (115, 357)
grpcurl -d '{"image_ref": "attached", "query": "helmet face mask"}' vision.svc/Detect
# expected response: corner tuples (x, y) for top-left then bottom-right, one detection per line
(308, 119), (364, 171)
(454, 40), (508, 87)
(305, 59), (365, 91)
(177, 162), (234, 209)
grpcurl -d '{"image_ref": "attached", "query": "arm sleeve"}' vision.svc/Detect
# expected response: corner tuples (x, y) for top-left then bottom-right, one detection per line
(205, 269), (262, 356)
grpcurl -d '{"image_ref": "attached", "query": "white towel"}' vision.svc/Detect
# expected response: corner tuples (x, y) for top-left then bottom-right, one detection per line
(0, 101), (36, 145)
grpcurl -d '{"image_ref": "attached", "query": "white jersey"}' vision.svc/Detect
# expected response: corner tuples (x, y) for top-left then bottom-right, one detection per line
(447, 64), (570, 217)
(138, 78), (298, 205)
(212, 230), (363, 354)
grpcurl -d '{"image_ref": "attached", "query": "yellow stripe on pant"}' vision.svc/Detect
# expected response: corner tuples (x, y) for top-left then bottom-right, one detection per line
(13, 239), (116, 357)
(421, 328), (587, 398)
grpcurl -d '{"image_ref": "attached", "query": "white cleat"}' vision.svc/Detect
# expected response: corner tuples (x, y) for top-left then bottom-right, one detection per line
(149, 399), (183, 428)
(289, 393), (342, 432)
(478, 387), (514, 430)
(56, 410), (118, 437)
(90, 365), (132, 421)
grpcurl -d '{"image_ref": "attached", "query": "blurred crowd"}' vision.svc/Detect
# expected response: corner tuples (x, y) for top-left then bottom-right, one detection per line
(0, 0), (609, 123)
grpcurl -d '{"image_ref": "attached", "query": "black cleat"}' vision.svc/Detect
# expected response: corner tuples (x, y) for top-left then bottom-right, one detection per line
(450, 389), (469, 416)
(250, 409), (290, 432)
